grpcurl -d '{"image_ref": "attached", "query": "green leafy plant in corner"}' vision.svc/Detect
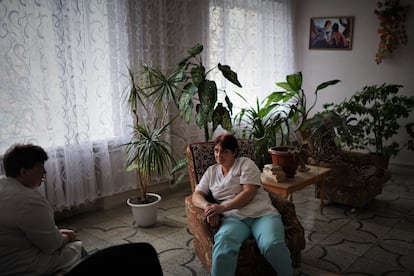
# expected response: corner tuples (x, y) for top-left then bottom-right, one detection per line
(323, 83), (414, 158)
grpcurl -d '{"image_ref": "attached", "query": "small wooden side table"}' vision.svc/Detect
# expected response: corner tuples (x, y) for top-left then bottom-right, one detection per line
(261, 165), (331, 215)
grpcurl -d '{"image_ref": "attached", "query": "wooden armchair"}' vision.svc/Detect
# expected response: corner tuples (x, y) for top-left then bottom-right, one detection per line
(184, 139), (305, 275)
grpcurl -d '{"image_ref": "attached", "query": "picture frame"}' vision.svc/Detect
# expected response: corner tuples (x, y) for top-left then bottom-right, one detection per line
(309, 16), (354, 50)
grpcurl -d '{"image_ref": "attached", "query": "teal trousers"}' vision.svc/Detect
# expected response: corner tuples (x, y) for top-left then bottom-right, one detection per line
(211, 214), (292, 276)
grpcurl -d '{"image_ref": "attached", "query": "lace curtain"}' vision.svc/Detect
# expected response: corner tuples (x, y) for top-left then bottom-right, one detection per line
(0, 0), (136, 210)
(0, 0), (294, 210)
(207, 0), (295, 112)
(170, 0), (295, 151)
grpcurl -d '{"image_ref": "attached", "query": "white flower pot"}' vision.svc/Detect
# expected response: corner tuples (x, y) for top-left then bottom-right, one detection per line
(127, 193), (162, 227)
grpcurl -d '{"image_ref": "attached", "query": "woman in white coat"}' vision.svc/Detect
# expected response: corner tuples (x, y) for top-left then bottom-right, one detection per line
(0, 144), (84, 275)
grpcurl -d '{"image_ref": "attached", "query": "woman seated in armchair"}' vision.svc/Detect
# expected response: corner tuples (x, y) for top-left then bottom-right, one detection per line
(192, 133), (292, 276)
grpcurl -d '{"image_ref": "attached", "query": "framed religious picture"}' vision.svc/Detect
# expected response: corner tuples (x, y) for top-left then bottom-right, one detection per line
(309, 16), (354, 50)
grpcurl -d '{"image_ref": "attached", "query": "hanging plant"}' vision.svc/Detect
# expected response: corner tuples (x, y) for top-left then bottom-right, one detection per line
(374, 0), (409, 64)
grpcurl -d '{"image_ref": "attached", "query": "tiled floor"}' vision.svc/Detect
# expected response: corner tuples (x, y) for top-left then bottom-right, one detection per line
(57, 164), (414, 275)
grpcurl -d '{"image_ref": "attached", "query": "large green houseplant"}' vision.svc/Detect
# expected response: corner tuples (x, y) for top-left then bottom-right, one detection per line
(265, 72), (341, 146)
(122, 65), (177, 227)
(174, 44), (242, 141)
(168, 44), (243, 182)
(324, 83), (414, 163)
(124, 44), (243, 200)
(264, 72), (340, 177)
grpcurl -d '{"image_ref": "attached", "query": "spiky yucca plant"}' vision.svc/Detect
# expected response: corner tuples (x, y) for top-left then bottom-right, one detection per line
(123, 66), (176, 203)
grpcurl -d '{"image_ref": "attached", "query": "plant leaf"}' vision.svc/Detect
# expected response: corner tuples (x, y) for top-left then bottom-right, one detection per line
(265, 91), (287, 105)
(224, 95), (233, 115)
(178, 84), (195, 123)
(218, 63), (242, 87)
(199, 80), (217, 108)
(276, 82), (293, 92)
(316, 79), (341, 93)
(286, 72), (302, 92)
(212, 103), (232, 131)
(188, 43), (203, 56)
(191, 66), (205, 87)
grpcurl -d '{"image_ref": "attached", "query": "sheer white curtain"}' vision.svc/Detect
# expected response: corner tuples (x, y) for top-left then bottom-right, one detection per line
(207, 0), (295, 112)
(0, 0), (210, 210)
(0, 0), (294, 210)
(169, 0), (296, 147)
(0, 0), (135, 210)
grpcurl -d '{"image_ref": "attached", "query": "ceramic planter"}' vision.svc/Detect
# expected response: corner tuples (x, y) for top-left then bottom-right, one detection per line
(127, 193), (161, 227)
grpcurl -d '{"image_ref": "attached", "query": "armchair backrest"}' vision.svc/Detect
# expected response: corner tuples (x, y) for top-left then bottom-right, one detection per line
(305, 123), (344, 162)
(185, 139), (255, 193)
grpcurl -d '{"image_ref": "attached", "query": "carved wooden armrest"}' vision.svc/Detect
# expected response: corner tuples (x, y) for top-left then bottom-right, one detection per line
(185, 196), (216, 246)
(267, 191), (306, 252)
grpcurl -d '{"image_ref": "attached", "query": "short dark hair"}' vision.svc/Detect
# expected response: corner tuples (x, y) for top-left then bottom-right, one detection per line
(214, 134), (239, 154)
(3, 144), (48, 177)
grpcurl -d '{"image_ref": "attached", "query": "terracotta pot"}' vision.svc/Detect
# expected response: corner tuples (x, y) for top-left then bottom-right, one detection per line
(369, 153), (389, 177)
(268, 146), (300, 178)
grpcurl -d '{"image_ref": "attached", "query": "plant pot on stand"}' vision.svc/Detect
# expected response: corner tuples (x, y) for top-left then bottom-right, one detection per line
(268, 146), (300, 178)
(127, 193), (162, 227)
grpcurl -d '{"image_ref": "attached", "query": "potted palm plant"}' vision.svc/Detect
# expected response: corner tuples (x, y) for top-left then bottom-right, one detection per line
(265, 72), (340, 177)
(123, 65), (177, 227)
(323, 83), (414, 175)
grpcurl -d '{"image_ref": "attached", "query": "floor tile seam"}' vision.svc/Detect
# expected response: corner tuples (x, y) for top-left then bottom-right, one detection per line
(159, 235), (194, 250)
(138, 227), (186, 239)
(376, 217), (406, 241)
(146, 218), (187, 228)
(376, 238), (414, 255)
(324, 244), (365, 274)
(312, 218), (354, 244)
(388, 216), (412, 235)
(157, 215), (188, 225)
(80, 226), (137, 240)
(301, 241), (318, 255)
(342, 255), (411, 274)
(300, 244), (346, 273)
(335, 221), (391, 241)
(299, 215), (350, 227)
(339, 219), (412, 273)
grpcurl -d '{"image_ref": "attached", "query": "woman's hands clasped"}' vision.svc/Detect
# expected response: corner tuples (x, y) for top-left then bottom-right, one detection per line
(204, 203), (224, 227)
(60, 229), (78, 245)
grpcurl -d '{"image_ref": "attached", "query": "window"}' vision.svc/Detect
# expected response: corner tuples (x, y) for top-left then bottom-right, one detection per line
(0, 0), (130, 153)
(208, 0), (294, 111)
(0, 0), (294, 209)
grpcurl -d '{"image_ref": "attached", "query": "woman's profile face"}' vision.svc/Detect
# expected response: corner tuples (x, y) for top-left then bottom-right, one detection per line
(214, 144), (237, 167)
(20, 162), (46, 189)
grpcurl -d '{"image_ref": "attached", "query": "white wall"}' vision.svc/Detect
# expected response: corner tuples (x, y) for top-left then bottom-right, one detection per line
(293, 0), (414, 166)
